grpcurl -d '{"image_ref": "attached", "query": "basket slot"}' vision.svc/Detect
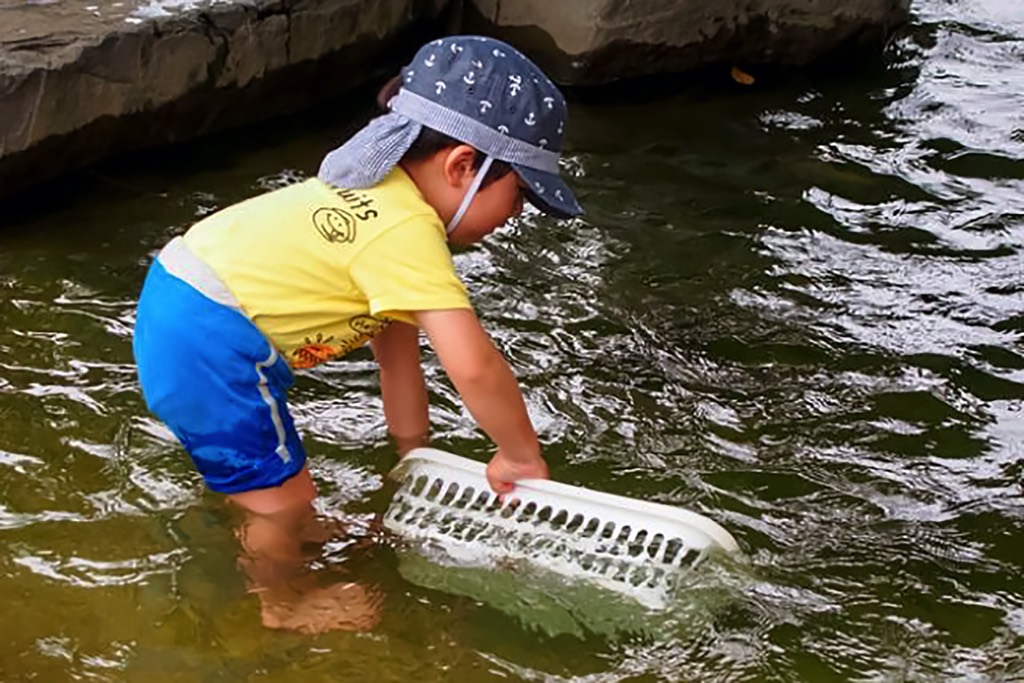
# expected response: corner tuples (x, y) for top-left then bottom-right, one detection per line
(599, 521), (616, 540)
(579, 553), (597, 571)
(581, 517), (601, 537)
(425, 509), (450, 532)
(452, 486), (477, 509)
(610, 561), (631, 582)
(537, 506), (554, 524)
(389, 502), (409, 524)
(417, 507), (442, 529)
(516, 501), (539, 523)
(470, 490), (493, 511)
(629, 530), (649, 557)
(390, 500), (415, 523)
(548, 509), (569, 530)
(662, 537), (686, 565)
(627, 566), (649, 586)
(408, 504), (430, 527)
(675, 547), (704, 568)
(499, 498), (522, 518)
(423, 477), (445, 502)
(437, 509), (460, 531)
(452, 515), (480, 539)
(548, 540), (570, 560)
(407, 476), (424, 497)
(646, 566), (667, 588)
(531, 535), (556, 554)
(438, 481), (461, 505)
(463, 520), (491, 543)
(565, 513), (585, 532)
(647, 533), (666, 561)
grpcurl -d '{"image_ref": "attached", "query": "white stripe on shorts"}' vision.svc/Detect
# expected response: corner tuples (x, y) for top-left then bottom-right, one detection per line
(254, 344), (291, 464)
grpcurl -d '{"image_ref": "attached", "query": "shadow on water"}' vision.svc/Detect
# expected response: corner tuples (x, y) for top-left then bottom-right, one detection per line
(0, 77), (383, 231)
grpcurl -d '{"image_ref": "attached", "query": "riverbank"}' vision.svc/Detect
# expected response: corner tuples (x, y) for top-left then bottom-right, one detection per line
(0, 0), (910, 198)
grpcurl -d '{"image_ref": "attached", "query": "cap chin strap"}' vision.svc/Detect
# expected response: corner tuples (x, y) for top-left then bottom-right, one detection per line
(446, 156), (494, 235)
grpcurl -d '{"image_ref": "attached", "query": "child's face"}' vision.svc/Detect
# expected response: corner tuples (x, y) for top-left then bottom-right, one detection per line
(447, 169), (527, 246)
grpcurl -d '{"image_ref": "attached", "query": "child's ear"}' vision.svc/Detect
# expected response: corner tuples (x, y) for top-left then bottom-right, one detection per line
(442, 145), (479, 187)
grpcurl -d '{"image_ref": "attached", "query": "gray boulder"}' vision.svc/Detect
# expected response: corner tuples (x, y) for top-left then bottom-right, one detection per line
(463, 0), (912, 85)
(0, 0), (911, 197)
(0, 0), (453, 196)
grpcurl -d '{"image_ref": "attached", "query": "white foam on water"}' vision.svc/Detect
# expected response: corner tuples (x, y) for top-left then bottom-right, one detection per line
(128, 0), (228, 21)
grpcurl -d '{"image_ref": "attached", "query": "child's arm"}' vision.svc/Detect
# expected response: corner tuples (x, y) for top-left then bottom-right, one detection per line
(371, 321), (429, 455)
(414, 308), (547, 493)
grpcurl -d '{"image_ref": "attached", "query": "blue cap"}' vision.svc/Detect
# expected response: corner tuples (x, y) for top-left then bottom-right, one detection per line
(395, 36), (582, 219)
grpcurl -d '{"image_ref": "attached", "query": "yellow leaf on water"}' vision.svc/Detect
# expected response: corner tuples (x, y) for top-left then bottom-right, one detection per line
(731, 66), (755, 85)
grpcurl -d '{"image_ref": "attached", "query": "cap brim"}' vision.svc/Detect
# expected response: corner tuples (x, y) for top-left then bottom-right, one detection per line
(513, 164), (583, 220)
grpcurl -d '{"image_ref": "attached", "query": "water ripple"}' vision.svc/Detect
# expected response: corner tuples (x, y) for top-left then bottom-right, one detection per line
(0, 0), (1022, 679)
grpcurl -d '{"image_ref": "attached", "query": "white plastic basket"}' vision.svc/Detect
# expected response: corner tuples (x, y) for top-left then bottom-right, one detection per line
(384, 448), (740, 608)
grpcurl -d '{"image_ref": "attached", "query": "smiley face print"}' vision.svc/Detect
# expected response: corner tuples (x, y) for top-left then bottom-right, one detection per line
(312, 207), (357, 243)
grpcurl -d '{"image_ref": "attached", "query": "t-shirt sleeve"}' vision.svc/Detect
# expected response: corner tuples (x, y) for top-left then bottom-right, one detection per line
(350, 215), (472, 320)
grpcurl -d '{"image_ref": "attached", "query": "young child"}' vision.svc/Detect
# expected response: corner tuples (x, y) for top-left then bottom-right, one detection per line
(132, 35), (582, 632)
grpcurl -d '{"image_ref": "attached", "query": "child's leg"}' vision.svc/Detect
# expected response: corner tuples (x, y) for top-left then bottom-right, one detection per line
(134, 258), (380, 632)
(230, 468), (382, 633)
(229, 466), (317, 589)
(229, 465), (317, 515)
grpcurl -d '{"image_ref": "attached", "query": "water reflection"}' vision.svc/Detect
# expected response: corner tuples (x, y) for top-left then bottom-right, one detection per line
(1, 0), (1023, 679)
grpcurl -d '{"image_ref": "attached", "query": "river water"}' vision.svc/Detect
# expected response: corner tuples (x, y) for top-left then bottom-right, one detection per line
(1, 0), (1022, 680)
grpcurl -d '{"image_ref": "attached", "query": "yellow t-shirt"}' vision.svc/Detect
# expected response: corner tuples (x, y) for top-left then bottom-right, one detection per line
(182, 168), (471, 369)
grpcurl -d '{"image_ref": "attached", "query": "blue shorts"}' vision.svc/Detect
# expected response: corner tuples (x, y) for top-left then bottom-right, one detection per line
(133, 259), (305, 494)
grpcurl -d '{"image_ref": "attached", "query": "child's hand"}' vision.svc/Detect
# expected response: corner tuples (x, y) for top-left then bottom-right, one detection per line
(485, 449), (549, 494)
